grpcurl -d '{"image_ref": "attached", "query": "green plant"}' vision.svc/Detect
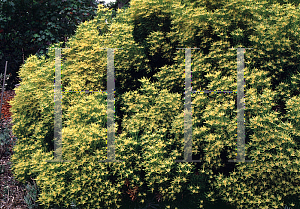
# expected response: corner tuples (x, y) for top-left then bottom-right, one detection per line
(0, 126), (12, 156)
(23, 177), (41, 209)
(0, 117), (17, 158)
(8, 0), (300, 209)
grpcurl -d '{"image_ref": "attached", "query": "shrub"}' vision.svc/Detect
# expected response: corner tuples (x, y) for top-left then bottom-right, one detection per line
(8, 0), (300, 208)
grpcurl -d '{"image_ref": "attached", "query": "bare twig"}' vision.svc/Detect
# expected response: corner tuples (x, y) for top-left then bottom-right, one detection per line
(22, 48), (25, 64)
(0, 61), (8, 131)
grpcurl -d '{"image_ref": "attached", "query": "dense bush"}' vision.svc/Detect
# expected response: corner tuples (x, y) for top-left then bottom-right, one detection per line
(8, 0), (300, 208)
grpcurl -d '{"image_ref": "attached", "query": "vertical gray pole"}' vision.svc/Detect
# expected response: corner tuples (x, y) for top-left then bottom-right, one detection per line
(107, 48), (117, 162)
(46, 48), (70, 163)
(99, 48), (123, 163)
(175, 48), (201, 163)
(237, 48), (246, 162)
(229, 47), (253, 163)
(183, 48), (193, 162)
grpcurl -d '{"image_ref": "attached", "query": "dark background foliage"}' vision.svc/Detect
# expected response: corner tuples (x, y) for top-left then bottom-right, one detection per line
(0, 0), (131, 92)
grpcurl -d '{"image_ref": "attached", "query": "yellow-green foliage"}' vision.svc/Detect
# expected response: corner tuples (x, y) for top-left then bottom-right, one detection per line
(8, 0), (300, 208)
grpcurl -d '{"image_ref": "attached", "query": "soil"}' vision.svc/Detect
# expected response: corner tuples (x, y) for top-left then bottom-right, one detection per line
(0, 89), (30, 209)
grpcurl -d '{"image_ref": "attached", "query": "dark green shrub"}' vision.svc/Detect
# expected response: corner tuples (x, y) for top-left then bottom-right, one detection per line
(0, 0), (103, 91)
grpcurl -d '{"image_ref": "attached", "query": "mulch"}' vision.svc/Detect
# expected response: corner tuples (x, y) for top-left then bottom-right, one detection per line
(0, 90), (16, 127)
(0, 89), (17, 149)
(0, 88), (28, 209)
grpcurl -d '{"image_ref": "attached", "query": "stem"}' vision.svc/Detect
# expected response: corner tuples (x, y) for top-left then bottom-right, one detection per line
(0, 61), (8, 132)
(22, 47), (25, 64)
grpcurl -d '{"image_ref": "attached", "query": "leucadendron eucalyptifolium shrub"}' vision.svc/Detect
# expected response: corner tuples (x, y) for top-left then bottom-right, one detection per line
(8, 0), (300, 208)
